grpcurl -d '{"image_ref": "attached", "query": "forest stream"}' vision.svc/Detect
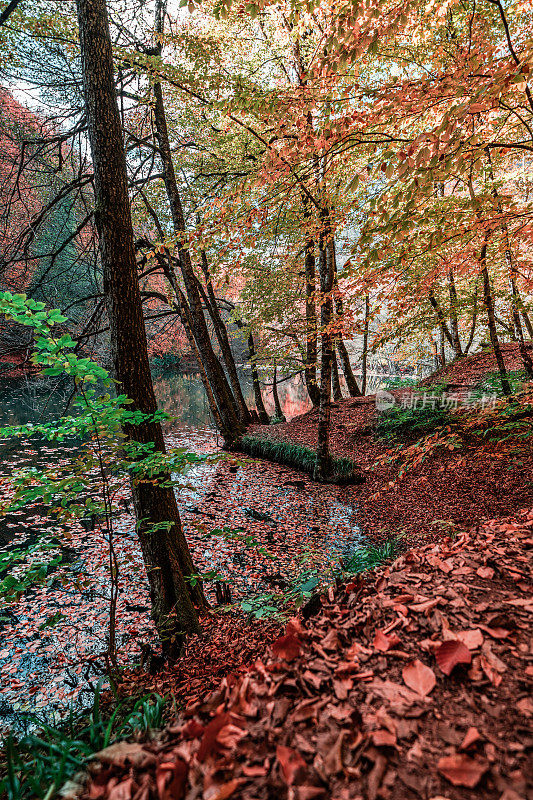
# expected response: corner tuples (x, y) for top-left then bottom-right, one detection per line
(0, 370), (366, 733)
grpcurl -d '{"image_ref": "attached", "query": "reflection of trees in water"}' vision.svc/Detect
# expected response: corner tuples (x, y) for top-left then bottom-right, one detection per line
(261, 372), (312, 420)
(0, 375), (74, 426)
(0, 370), (313, 434)
(154, 373), (215, 430)
(154, 370), (313, 428)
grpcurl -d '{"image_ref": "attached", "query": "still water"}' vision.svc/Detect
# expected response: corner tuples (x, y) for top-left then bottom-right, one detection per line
(0, 368), (364, 731)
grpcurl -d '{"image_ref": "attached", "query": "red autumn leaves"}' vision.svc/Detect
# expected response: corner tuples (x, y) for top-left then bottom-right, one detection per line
(402, 659), (436, 696)
(436, 639), (472, 675)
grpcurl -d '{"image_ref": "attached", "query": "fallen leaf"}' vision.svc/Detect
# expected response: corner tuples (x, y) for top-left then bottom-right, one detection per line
(402, 659), (436, 696)
(476, 566), (495, 579)
(156, 759), (188, 800)
(455, 629), (484, 650)
(324, 730), (347, 773)
(373, 629), (401, 652)
(277, 745), (307, 785)
(241, 764), (268, 777)
(372, 729), (397, 747)
(198, 713), (230, 761)
(460, 727), (481, 750)
(95, 742), (155, 769)
(207, 779), (245, 800)
(437, 754), (488, 787)
(478, 624), (509, 639)
(436, 640), (472, 675)
(107, 779), (133, 800)
(272, 633), (302, 661)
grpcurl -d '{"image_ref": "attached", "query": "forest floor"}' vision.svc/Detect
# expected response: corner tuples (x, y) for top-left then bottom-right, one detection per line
(77, 507), (533, 800)
(248, 342), (533, 546)
(76, 344), (533, 800)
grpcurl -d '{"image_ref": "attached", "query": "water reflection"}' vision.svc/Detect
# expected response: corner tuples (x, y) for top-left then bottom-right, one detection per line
(153, 368), (313, 430)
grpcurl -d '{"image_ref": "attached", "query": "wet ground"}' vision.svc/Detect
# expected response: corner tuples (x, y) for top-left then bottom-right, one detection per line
(0, 374), (364, 733)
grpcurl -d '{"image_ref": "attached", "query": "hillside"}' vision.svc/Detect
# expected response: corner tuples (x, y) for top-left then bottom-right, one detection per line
(247, 343), (533, 545)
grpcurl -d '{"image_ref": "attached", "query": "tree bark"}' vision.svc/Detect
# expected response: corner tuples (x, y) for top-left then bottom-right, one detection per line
(303, 234), (320, 407)
(480, 244), (512, 396)
(464, 280), (478, 355)
(272, 364), (286, 421)
(151, 67), (242, 445)
(330, 239), (362, 396)
(448, 269), (463, 356)
(198, 250), (252, 422)
(361, 294), (370, 395)
(248, 332), (269, 424)
(485, 148), (533, 377)
(75, 0), (202, 656)
(331, 346), (343, 401)
(314, 213), (334, 481)
(428, 291), (456, 350)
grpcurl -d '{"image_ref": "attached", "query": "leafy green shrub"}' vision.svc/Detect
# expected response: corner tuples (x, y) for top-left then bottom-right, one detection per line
(383, 376), (418, 389)
(239, 436), (356, 482)
(375, 404), (450, 441)
(472, 369), (527, 398)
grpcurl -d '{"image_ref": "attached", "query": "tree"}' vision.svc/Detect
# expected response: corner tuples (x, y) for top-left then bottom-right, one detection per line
(75, 0), (204, 655)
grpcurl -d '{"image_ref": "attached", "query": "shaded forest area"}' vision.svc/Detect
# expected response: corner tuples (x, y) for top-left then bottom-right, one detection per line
(0, 0), (532, 797)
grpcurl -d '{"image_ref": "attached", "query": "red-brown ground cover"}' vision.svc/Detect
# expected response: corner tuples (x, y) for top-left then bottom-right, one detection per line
(77, 507), (533, 800)
(73, 344), (533, 800)
(248, 344), (533, 546)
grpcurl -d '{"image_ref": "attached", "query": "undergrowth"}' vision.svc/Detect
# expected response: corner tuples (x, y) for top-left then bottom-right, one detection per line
(240, 539), (402, 620)
(342, 538), (402, 574)
(373, 381), (533, 491)
(240, 436), (356, 482)
(0, 684), (166, 800)
(375, 404), (450, 441)
(471, 369), (527, 398)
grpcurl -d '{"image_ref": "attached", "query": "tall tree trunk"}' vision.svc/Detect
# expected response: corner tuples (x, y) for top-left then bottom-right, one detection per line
(481, 244), (511, 396)
(302, 202), (320, 407)
(361, 294), (370, 395)
(248, 332), (269, 424)
(464, 279), (479, 355)
(429, 290), (456, 351)
(448, 269), (463, 356)
(272, 364), (286, 421)
(430, 335), (439, 370)
(506, 250), (533, 378)
(150, 41), (242, 445)
(485, 149), (533, 377)
(75, 0), (202, 656)
(314, 213), (334, 481)
(330, 239), (362, 396)
(331, 346), (343, 401)
(198, 251), (252, 422)
(521, 310), (533, 340)
(439, 328), (446, 367)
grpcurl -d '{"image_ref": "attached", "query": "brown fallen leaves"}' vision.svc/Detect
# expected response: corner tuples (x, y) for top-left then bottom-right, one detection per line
(402, 659), (436, 696)
(80, 507), (533, 800)
(436, 640), (472, 675)
(437, 754), (489, 788)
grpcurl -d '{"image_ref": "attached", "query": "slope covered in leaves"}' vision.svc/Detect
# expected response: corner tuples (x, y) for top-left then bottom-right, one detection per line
(248, 344), (533, 545)
(77, 508), (533, 800)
